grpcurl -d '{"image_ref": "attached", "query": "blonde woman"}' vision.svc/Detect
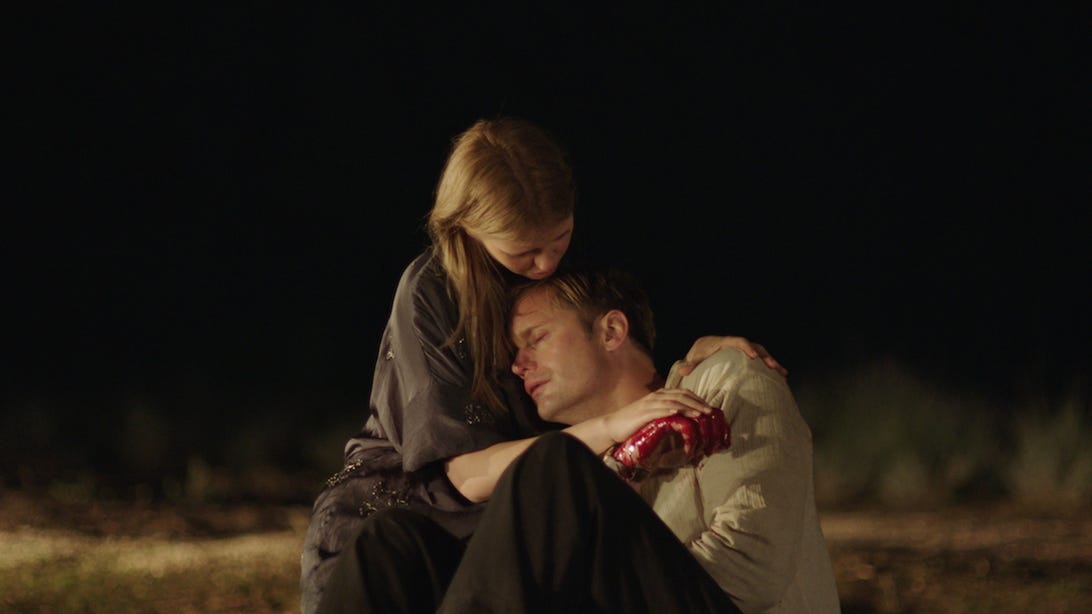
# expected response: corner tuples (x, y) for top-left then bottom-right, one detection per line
(301, 117), (784, 613)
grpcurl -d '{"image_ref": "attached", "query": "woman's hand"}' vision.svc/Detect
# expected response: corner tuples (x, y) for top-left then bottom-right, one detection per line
(601, 388), (716, 444)
(677, 335), (788, 377)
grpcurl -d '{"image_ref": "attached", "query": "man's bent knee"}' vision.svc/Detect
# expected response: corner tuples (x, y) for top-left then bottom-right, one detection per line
(501, 431), (606, 497)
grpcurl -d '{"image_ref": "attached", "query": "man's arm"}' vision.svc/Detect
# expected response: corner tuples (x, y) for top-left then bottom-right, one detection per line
(667, 350), (814, 611)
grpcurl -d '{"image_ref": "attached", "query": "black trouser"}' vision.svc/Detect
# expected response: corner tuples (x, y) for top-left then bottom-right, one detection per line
(319, 432), (740, 614)
(438, 431), (740, 613)
(315, 506), (465, 614)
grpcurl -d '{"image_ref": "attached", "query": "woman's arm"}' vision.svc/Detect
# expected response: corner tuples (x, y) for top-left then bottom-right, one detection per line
(445, 388), (717, 502)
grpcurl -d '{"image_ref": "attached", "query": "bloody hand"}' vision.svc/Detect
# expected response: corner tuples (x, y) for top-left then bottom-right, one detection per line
(610, 410), (730, 479)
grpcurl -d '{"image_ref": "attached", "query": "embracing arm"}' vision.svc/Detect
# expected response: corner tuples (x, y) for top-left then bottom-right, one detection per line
(445, 388), (717, 503)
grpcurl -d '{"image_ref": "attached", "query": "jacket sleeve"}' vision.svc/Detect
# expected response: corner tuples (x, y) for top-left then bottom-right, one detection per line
(675, 350), (815, 612)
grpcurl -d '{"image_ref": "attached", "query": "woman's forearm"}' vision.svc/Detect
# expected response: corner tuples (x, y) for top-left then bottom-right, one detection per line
(444, 437), (539, 503)
(444, 417), (612, 503)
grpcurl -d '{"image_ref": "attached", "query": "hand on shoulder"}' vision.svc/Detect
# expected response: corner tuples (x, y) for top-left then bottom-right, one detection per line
(676, 335), (788, 378)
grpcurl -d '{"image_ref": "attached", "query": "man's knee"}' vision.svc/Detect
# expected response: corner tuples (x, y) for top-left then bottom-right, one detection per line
(523, 430), (596, 466)
(502, 431), (604, 497)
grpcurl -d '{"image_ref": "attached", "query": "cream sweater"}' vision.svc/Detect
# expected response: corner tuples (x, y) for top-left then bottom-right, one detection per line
(637, 349), (841, 613)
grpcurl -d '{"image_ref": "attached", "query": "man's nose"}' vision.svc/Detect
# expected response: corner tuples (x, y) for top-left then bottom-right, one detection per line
(512, 350), (532, 378)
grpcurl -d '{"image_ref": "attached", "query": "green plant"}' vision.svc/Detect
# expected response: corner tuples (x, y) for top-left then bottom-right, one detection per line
(795, 358), (1003, 508)
(1004, 386), (1092, 510)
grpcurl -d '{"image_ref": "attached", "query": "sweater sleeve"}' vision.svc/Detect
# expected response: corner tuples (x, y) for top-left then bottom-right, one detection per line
(671, 350), (815, 612)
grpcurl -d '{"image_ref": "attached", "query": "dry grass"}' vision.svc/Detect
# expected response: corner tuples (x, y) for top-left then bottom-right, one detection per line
(0, 492), (309, 613)
(1, 491), (1089, 613)
(2, 530), (303, 613)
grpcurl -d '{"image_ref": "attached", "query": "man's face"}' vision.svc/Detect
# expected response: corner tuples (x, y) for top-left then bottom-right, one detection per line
(509, 286), (608, 424)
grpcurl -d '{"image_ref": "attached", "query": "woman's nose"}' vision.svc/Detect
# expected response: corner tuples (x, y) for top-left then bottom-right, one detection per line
(533, 253), (559, 276)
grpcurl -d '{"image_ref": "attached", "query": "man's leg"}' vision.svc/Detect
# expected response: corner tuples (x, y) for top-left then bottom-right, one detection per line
(317, 507), (464, 614)
(438, 432), (741, 614)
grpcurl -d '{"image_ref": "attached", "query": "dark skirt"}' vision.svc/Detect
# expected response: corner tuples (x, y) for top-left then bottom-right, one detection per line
(300, 439), (484, 614)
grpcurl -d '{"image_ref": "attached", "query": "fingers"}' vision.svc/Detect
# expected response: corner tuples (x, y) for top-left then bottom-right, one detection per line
(768, 360), (789, 377)
(706, 409), (730, 453)
(752, 342), (789, 377)
(654, 389), (714, 417)
(689, 335), (765, 365)
(613, 416), (696, 471)
(692, 412), (714, 457)
(684, 335), (727, 365)
(737, 338), (759, 359)
(681, 339), (789, 378)
(620, 410), (729, 471)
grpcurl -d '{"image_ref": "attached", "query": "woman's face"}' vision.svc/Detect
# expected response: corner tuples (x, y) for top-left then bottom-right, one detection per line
(474, 216), (574, 280)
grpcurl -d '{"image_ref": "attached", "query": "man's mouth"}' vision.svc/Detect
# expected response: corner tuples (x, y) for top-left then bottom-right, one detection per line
(525, 380), (546, 398)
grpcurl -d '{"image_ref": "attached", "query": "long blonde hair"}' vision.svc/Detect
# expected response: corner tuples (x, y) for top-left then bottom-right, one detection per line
(428, 118), (575, 415)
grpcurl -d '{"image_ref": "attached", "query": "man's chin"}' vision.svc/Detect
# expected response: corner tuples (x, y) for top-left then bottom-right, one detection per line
(535, 401), (560, 424)
(536, 406), (576, 427)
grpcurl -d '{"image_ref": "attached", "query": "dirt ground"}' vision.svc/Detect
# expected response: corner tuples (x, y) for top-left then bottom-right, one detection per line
(1, 490), (1089, 613)
(821, 505), (1091, 613)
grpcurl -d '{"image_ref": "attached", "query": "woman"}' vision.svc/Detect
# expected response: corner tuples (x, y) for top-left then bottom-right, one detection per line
(300, 117), (783, 613)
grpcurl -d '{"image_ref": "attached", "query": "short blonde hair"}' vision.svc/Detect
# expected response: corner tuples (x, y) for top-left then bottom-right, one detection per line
(428, 118), (575, 414)
(511, 268), (657, 359)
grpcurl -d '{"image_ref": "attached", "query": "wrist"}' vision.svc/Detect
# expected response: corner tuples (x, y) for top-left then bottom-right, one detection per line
(602, 444), (648, 483)
(602, 414), (620, 444)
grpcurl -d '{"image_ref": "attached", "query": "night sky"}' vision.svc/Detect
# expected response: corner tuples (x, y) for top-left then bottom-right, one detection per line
(7, 5), (1088, 476)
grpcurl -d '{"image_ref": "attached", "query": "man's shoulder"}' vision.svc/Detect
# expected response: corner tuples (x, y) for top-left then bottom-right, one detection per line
(697, 348), (751, 371)
(669, 349), (795, 409)
(669, 348), (779, 385)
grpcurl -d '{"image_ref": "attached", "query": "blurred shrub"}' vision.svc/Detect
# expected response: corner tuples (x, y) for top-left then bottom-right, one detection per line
(796, 359), (1004, 509)
(1004, 387), (1092, 510)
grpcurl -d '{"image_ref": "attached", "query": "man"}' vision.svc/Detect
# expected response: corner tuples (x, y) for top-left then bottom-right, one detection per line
(438, 268), (840, 613)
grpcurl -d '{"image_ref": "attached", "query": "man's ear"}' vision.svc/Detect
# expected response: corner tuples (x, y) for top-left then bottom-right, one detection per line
(599, 309), (629, 351)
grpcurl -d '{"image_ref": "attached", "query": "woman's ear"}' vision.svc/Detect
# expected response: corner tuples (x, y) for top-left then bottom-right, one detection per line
(599, 309), (630, 351)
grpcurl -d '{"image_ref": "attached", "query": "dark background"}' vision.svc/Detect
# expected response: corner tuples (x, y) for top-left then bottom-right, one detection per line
(6, 5), (1087, 495)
